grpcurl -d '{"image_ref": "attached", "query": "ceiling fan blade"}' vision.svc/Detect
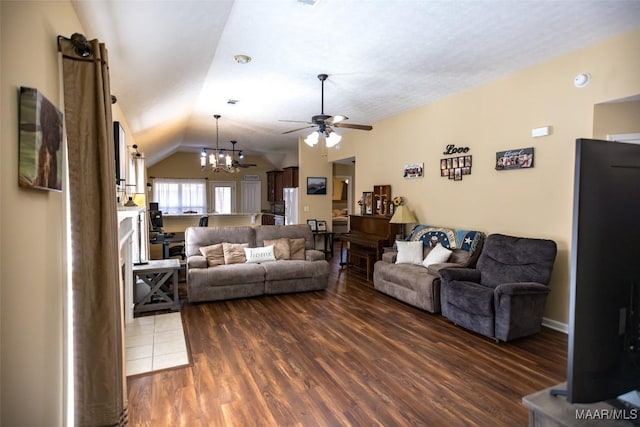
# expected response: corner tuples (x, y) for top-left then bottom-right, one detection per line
(279, 119), (312, 124)
(326, 115), (348, 125)
(334, 123), (373, 131)
(282, 125), (315, 135)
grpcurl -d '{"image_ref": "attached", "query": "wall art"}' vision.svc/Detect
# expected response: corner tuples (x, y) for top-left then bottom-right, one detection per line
(18, 86), (63, 191)
(403, 162), (424, 178)
(440, 154), (472, 181)
(307, 177), (327, 195)
(496, 147), (534, 170)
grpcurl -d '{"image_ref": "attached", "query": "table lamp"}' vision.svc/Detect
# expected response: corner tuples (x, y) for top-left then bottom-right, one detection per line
(389, 204), (418, 240)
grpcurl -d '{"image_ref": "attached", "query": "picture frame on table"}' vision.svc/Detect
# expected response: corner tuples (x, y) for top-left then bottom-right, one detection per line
(307, 219), (318, 231)
(316, 220), (327, 232)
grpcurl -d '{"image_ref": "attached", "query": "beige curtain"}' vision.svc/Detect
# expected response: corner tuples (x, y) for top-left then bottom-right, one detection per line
(59, 37), (128, 426)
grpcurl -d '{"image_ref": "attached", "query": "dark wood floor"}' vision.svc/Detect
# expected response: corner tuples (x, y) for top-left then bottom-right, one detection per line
(127, 249), (567, 426)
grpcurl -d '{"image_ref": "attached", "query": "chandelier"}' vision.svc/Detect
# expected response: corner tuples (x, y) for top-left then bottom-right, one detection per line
(200, 114), (241, 173)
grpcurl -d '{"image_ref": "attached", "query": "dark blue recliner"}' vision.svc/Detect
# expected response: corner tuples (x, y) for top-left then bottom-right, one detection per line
(440, 234), (557, 342)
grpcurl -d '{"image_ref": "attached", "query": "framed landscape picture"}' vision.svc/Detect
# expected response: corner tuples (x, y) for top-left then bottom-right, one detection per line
(307, 177), (327, 195)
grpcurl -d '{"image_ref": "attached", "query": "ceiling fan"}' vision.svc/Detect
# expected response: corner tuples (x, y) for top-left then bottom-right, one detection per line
(280, 73), (373, 147)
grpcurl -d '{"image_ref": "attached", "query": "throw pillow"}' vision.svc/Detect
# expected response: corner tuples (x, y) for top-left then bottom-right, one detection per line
(244, 245), (277, 263)
(395, 240), (424, 265)
(289, 238), (306, 260)
(199, 243), (225, 267)
(263, 238), (290, 260)
(422, 243), (452, 267)
(222, 242), (249, 264)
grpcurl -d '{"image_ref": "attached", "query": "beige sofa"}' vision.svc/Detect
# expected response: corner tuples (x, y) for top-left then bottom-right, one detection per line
(373, 225), (485, 313)
(185, 224), (329, 302)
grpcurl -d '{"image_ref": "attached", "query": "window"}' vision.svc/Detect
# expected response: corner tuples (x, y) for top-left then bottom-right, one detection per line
(210, 181), (236, 214)
(153, 178), (207, 214)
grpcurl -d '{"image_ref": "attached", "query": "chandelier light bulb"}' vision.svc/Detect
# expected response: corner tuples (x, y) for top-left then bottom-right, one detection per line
(325, 131), (342, 147)
(305, 131), (320, 147)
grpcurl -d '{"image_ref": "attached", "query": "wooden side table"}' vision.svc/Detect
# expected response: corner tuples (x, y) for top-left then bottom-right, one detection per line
(312, 231), (334, 258)
(133, 259), (181, 313)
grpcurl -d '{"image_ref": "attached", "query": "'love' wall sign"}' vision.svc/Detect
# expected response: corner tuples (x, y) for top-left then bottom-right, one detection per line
(440, 145), (472, 181)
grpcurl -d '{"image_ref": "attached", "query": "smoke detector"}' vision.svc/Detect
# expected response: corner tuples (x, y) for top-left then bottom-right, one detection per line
(574, 73), (591, 88)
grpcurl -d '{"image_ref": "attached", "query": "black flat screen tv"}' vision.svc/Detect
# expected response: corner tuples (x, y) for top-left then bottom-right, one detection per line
(566, 138), (640, 406)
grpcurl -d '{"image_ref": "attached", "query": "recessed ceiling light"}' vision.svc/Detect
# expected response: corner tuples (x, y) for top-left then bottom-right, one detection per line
(233, 54), (252, 64)
(298, 0), (320, 6)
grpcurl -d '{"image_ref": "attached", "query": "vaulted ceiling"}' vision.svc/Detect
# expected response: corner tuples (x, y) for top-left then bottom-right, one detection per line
(72, 0), (640, 167)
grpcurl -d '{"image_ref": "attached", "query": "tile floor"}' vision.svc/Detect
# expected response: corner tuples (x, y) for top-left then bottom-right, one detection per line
(125, 312), (189, 376)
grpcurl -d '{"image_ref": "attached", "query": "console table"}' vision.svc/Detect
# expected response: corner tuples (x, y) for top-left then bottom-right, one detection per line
(133, 259), (181, 313)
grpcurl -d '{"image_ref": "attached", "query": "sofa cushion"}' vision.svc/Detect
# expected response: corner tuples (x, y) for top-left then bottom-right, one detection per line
(262, 260), (324, 281)
(201, 263), (265, 286)
(255, 224), (314, 250)
(244, 245), (277, 263)
(448, 249), (471, 265)
(223, 242), (249, 264)
(395, 241), (423, 265)
(199, 243), (224, 267)
(263, 238), (290, 260)
(477, 234), (557, 287)
(185, 226), (256, 257)
(375, 261), (436, 292)
(290, 238), (306, 260)
(422, 243), (452, 267)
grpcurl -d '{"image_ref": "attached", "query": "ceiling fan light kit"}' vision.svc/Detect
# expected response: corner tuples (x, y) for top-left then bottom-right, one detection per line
(282, 73), (372, 148)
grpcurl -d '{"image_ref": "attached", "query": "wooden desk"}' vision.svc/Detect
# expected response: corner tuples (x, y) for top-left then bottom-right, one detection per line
(133, 259), (181, 313)
(150, 232), (185, 259)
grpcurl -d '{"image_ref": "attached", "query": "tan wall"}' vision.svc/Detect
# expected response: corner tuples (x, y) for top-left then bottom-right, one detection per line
(1, 2), (76, 425)
(329, 29), (640, 325)
(147, 151), (278, 213)
(593, 100), (640, 139)
(298, 141), (333, 230)
(1, 2), (140, 424)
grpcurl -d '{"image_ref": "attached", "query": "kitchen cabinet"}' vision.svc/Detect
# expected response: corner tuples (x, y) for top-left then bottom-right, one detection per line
(267, 170), (284, 202)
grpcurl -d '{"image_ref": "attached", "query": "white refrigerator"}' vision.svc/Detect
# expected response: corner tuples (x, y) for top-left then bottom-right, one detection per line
(283, 187), (299, 225)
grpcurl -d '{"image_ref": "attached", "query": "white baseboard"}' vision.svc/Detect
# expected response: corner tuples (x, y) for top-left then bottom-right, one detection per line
(542, 317), (568, 334)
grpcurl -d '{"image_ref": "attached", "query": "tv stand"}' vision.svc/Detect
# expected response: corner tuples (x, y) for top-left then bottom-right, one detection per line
(523, 383), (638, 426)
(549, 388), (568, 397)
